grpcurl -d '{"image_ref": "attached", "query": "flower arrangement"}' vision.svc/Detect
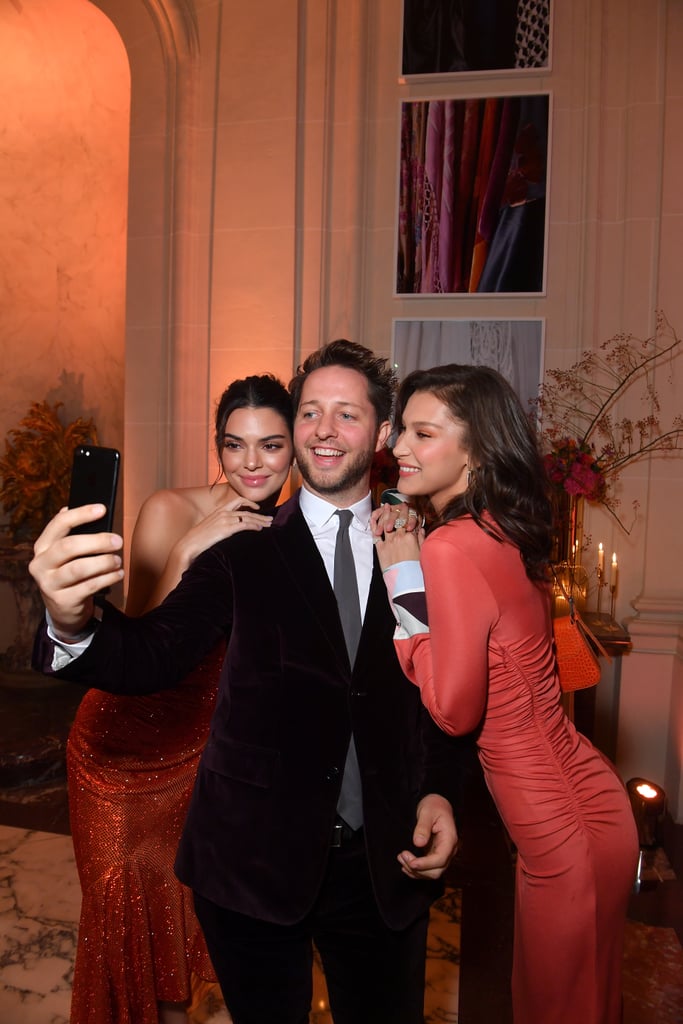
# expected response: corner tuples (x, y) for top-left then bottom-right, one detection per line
(0, 399), (98, 544)
(544, 439), (607, 503)
(536, 311), (683, 531)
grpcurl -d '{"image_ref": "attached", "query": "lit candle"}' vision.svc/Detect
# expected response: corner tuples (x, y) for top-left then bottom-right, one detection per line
(611, 552), (618, 590)
(598, 543), (605, 574)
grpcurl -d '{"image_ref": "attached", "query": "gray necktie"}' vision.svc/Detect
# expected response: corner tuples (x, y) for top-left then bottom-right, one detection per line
(333, 510), (363, 830)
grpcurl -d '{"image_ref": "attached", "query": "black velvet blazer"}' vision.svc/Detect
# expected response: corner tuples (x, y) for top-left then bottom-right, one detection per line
(35, 492), (466, 928)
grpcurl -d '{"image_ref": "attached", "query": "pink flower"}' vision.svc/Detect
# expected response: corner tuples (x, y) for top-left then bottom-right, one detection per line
(544, 438), (606, 503)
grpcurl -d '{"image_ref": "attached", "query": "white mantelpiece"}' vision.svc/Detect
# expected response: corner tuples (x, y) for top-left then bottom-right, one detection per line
(617, 598), (683, 822)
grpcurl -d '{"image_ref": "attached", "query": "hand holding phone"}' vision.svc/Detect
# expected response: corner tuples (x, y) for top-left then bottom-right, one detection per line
(68, 446), (120, 535)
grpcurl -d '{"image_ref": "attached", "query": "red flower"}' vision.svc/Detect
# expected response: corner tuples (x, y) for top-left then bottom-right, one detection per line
(544, 439), (607, 503)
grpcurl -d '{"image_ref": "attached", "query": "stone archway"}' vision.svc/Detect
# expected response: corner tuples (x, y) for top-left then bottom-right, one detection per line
(89, 0), (220, 540)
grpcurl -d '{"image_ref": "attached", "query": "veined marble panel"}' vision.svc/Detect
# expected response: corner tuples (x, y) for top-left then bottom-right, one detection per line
(0, 826), (78, 1023)
(0, 824), (460, 1023)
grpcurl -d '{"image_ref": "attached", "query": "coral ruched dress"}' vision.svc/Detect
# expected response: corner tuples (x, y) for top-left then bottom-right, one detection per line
(67, 643), (224, 1024)
(384, 518), (638, 1024)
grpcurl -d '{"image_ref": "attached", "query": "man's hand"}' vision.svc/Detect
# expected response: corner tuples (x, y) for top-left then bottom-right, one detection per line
(29, 505), (124, 640)
(397, 793), (457, 880)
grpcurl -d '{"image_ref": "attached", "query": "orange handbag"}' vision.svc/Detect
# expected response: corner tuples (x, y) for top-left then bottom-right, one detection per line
(553, 612), (601, 692)
(551, 571), (610, 692)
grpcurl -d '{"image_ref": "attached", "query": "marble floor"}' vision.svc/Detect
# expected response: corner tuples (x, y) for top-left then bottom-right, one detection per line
(2, 784), (683, 1024)
(1, 676), (682, 1023)
(0, 818), (459, 1024)
(0, 825), (78, 1024)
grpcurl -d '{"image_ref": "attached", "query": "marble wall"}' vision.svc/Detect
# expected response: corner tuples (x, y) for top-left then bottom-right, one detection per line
(0, 0), (128, 661)
(2, 0), (682, 814)
(0, 0), (127, 487)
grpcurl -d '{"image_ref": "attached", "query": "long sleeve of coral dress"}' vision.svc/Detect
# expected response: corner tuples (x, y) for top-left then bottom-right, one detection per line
(383, 519), (638, 1024)
(66, 642), (224, 1024)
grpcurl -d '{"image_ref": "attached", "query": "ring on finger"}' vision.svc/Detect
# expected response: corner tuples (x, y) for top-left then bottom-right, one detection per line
(408, 508), (418, 519)
(394, 516), (407, 529)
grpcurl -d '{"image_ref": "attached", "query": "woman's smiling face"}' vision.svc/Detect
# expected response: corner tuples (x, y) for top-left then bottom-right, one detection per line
(220, 406), (293, 505)
(393, 391), (470, 513)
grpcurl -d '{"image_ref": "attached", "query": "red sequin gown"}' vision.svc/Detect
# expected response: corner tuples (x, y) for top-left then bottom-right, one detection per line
(67, 643), (225, 1024)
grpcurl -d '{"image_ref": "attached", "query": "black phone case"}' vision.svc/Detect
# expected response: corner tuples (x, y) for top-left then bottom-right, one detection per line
(68, 446), (120, 535)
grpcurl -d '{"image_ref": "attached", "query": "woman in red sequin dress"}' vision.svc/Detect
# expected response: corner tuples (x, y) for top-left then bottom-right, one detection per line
(67, 375), (294, 1024)
(371, 364), (638, 1024)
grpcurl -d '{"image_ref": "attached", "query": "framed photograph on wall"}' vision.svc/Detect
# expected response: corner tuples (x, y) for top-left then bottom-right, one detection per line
(392, 318), (545, 414)
(400, 1), (552, 78)
(396, 93), (550, 296)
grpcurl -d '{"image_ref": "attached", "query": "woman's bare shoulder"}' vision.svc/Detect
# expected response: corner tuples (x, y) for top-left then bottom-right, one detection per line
(138, 483), (224, 524)
(133, 485), (216, 548)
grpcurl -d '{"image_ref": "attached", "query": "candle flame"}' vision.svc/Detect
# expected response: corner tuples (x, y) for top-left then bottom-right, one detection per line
(636, 783), (658, 799)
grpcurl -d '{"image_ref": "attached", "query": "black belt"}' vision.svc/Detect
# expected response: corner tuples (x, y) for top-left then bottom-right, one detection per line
(330, 816), (362, 848)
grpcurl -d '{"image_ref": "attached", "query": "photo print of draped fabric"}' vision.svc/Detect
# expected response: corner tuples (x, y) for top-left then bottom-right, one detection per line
(396, 93), (549, 295)
(392, 319), (543, 414)
(401, 0), (551, 75)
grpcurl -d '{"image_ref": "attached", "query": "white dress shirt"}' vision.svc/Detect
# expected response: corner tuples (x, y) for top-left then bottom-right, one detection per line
(298, 486), (374, 619)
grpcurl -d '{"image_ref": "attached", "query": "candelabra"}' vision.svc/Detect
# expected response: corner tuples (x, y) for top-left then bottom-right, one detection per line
(596, 565), (607, 616)
(593, 546), (618, 621)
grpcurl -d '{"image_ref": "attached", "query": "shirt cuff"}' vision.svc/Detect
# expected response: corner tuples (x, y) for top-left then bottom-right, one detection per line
(46, 609), (102, 671)
(382, 560), (430, 639)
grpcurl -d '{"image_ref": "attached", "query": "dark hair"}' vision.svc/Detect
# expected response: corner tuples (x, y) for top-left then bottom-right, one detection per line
(214, 373), (293, 456)
(288, 339), (397, 427)
(395, 364), (554, 580)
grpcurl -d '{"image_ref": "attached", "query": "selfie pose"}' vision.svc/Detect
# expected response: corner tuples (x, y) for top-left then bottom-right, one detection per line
(31, 341), (465, 1024)
(372, 364), (638, 1024)
(66, 375), (293, 1024)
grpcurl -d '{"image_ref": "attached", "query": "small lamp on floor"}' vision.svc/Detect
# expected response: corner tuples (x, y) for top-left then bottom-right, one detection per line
(626, 777), (667, 848)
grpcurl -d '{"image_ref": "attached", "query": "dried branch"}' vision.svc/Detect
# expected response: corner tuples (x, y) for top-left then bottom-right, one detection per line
(535, 312), (683, 530)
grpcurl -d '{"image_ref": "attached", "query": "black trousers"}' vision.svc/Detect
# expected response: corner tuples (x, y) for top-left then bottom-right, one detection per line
(194, 831), (430, 1024)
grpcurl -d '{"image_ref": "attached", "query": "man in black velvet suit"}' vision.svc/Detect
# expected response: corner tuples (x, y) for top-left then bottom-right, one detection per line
(30, 340), (464, 1024)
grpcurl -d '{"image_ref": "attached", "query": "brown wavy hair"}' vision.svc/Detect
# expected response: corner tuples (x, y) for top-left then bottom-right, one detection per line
(289, 339), (396, 428)
(395, 364), (554, 580)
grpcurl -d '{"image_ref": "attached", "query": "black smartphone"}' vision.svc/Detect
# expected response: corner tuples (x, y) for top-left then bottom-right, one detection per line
(68, 445), (120, 535)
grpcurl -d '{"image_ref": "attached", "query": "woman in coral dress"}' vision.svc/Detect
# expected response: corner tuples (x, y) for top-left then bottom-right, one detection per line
(372, 364), (638, 1024)
(67, 374), (293, 1024)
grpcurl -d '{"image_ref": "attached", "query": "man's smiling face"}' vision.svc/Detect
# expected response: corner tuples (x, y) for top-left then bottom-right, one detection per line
(293, 365), (390, 508)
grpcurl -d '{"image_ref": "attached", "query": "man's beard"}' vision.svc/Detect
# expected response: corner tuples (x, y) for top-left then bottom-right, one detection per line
(294, 442), (376, 497)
